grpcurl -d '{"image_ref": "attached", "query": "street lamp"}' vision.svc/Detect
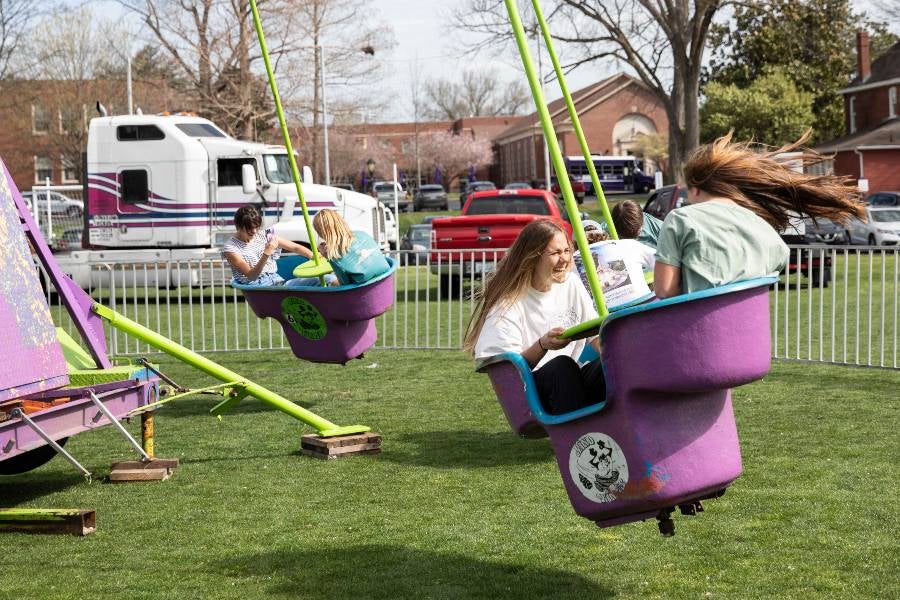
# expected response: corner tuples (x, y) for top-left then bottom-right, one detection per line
(319, 44), (377, 185)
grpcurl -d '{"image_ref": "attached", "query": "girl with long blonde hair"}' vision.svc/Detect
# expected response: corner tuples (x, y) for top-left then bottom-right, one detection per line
(464, 219), (604, 415)
(654, 132), (865, 298)
(310, 209), (390, 285)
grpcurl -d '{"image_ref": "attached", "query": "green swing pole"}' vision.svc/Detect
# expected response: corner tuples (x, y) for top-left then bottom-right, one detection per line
(93, 303), (369, 438)
(249, 0), (329, 283)
(503, 0), (608, 318)
(530, 0), (617, 241)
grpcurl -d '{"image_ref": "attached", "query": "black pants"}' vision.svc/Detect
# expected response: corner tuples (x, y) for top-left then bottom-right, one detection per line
(532, 355), (606, 415)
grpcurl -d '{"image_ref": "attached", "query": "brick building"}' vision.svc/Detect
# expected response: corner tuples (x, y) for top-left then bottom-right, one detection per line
(493, 73), (668, 186)
(814, 33), (900, 194)
(0, 79), (185, 192)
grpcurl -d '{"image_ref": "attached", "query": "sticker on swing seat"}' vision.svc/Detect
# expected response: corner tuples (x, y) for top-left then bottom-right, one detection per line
(569, 432), (628, 503)
(281, 297), (327, 340)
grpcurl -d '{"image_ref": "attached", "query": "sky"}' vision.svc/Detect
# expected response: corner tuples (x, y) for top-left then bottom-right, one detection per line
(66, 0), (893, 124)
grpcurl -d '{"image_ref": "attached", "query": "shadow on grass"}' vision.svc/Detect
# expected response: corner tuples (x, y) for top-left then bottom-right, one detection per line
(381, 430), (552, 469)
(219, 544), (612, 599)
(0, 472), (85, 505)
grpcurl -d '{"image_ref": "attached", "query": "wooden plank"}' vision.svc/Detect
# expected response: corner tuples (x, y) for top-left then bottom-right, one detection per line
(108, 468), (170, 482)
(109, 458), (180, 470)
(300, 432), (382, 459)
(300, 432), (382, 449)
(0, 508), (95, 535)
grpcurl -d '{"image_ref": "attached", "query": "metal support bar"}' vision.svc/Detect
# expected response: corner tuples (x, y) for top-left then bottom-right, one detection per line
(11, 409), (91, 479)
(138, 358), (188, 392)
(88, 391), (150, 460)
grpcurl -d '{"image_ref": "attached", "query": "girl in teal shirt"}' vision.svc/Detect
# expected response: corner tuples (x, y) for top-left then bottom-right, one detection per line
(654, 133), (866, 298)
(312, 209), (391, 285)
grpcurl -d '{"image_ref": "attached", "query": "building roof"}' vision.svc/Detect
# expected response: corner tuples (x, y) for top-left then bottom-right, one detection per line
(493, 72), (643, 142)
(841, 41), (900, 93)
(814, 118), (900, 153)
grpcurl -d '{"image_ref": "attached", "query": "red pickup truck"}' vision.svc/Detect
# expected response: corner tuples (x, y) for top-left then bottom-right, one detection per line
(430, 189), (573, 297)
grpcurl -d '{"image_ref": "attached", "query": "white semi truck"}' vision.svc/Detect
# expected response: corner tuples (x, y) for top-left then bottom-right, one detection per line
(56, 113), (390, 288)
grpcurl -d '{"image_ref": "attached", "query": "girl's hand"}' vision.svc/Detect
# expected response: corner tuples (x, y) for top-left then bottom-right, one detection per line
(540, 327), (569, 351)
(264, 235), (279, 256)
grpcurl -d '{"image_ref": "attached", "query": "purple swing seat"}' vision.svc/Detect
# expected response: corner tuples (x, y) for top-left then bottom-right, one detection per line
(476, 277), (776, 529)
(234, 257), (397, 364)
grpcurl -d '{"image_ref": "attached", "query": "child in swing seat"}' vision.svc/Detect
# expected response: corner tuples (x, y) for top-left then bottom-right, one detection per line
(310, 209), (391, 286)
(223, 205), (315, 286)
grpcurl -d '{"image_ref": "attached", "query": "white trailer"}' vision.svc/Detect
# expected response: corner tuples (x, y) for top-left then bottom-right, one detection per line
(57, 114), (388, 287)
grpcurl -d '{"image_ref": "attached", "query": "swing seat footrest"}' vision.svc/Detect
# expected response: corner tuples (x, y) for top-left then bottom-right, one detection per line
(300, 432), (382, 459)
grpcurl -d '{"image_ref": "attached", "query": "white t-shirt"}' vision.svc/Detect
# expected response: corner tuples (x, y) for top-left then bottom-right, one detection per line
(475, 272), (599, 369)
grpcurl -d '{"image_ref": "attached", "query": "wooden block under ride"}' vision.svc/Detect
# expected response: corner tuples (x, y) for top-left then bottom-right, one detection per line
(300, 432), (382, 459)
(108, 458), (179, 482)
(0, 508), (96, 536)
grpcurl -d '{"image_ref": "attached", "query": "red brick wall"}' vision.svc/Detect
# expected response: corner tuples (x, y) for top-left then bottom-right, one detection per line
(844, 87), (892, 133)
(834, 149), (900, 193)
(574, 82), (667, 155)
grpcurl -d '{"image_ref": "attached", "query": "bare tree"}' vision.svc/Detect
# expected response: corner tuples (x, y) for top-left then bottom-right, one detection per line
(454, 0), (723, 182)
(423, 69), (529, 120)
(280, 0), (395, 183)
(872, 0), (900, 27)
(117, 0), (308, 138)
(0, 0), (45, 80)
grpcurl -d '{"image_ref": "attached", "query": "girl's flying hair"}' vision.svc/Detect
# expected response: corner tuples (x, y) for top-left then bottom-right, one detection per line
(684, 131), (865, 230)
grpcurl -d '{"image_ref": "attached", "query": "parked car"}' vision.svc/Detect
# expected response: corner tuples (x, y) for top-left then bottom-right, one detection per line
(413, 184), (448, 211)
(643, 184), (688, 220)
(845, 206), (900, 246)
(803, 218), (847, 245)
(383, 206), (399, 250)
(550, 175), (586, 204)
(866, 191), (900, 206)
(57, 228), (84, 251)
(459, 180), (497, 208)
(373, 181), (410, 212)
(400, 223), (432, 265)
(22, 190), (84, 217)
(503, 182), (531, 190)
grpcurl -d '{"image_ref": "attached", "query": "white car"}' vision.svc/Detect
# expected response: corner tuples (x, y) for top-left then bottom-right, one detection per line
(22, 190), (84, 217)
(845, 206), (900, 246)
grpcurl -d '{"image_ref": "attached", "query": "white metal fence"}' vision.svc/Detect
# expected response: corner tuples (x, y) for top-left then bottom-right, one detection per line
(26, 183), (85, 250)
(41, 245), (899, 369)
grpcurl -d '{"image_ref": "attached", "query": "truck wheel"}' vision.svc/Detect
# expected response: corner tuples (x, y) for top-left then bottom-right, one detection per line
(439, 274), (461, 299)
(0, 438), (69, 475)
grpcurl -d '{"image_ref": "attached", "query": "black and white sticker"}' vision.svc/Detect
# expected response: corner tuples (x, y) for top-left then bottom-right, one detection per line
(568, 432), (628, 503)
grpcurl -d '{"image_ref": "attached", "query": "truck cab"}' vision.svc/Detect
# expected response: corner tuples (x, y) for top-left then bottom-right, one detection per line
(85, 114), (386, 250)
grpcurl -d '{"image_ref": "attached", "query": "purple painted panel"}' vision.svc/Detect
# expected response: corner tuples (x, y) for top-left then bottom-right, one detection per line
(541, 285), (771, 527)
(0, 161), (69, 401)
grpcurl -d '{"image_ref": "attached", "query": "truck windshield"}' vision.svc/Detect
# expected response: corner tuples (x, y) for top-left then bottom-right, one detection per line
(175, 123), (226, 137)
(466, 195), (551, 216)
(264, 154), (292, 184)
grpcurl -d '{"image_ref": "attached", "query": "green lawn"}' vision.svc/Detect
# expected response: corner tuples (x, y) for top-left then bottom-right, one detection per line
(1, 352), (897, 599)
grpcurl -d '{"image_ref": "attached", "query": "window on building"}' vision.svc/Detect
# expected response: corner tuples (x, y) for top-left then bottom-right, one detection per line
(120, 169), (149, 204)
(61, 156), (79, 183)
(117, 124), (165, 141)
(32, 104), (51, 134)
(890, 87), (897, 119)
(217, 158), (256, 187)
(34, 156), (53, 183)
(59, 104), (85, 134)
(849, 96), (857, 133)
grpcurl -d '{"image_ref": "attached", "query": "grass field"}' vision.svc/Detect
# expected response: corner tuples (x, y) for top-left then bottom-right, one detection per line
(1, 351), (897, 599)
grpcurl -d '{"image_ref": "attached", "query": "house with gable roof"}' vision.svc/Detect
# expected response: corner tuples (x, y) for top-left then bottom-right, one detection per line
(814, 32), (900, 194)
